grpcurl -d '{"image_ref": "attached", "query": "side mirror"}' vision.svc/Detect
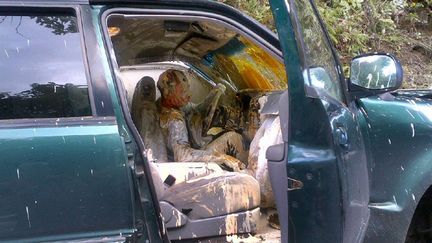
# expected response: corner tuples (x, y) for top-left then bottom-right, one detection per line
(348, 53), (403, 99)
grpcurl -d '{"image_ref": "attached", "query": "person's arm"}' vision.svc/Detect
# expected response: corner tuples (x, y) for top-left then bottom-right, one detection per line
(195, 83), (225, 114)
(167, 118), (245, 171)
(194, 84), (226, 132)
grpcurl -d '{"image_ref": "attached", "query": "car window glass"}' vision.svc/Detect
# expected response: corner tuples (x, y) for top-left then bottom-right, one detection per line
(0, 14), (91, 119)
(294, 0), (344, 102)
(197, 35), (287, 91)
(107, 16), (287, 92)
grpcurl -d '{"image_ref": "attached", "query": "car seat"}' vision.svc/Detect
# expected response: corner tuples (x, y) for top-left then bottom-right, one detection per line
(131, 77), (261, 240)
(150, 162), (261, 240)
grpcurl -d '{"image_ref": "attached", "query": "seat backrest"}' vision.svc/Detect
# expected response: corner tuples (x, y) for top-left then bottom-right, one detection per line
(248, 93), (283, 208)
(131, 77), (168, 162)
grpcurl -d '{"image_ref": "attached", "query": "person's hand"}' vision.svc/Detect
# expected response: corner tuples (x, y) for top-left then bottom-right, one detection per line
(215, 83), (226, 94)
(218, 155), (246, 172)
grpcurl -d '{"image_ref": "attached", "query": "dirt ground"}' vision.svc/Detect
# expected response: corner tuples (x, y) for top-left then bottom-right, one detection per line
(382, 25), (432, 89)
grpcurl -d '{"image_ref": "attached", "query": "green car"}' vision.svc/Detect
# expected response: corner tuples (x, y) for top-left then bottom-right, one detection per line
(0, 0), (430, 242)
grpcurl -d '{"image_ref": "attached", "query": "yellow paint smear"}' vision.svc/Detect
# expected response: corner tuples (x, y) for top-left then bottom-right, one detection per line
(215, 36), (287, 90)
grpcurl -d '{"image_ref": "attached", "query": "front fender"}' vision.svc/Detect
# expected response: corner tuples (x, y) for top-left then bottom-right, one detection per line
(358, 94), (432, 243)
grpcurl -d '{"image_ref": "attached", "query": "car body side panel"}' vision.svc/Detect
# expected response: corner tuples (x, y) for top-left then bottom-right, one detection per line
(0, 123), (135, 241)
(359, 94), (432, 243)
(90, 5), (166, 241)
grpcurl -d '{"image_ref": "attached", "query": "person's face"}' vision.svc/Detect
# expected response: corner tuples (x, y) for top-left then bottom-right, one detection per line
(167, 71), (191, 107)
(175, 72), (191, 103)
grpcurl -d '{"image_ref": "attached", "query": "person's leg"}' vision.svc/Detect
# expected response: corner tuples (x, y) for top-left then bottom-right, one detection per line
(206, 131), (248, 166)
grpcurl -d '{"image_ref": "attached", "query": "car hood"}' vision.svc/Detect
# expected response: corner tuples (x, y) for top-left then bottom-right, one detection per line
(393, 89), (432, 100)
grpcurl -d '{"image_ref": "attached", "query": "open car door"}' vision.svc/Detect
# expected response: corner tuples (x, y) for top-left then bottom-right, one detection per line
(267, 0), (370, 243)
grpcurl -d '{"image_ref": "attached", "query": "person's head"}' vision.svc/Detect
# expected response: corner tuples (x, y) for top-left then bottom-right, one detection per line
(132, 76), (156, 101)
(131, 76), (157, 125)
(135, 76), (156, 102)
(157, 69), (191, 109)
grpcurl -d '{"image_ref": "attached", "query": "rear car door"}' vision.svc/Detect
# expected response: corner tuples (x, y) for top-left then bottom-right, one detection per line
(268, 0), (370, 242)
(0, 3), (138, 241)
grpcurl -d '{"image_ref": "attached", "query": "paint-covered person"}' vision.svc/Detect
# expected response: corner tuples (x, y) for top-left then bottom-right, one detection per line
(157, 69), (246, 171)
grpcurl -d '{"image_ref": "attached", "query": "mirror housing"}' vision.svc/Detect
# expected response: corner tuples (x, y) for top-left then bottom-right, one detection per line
(348, 53), (403, 99)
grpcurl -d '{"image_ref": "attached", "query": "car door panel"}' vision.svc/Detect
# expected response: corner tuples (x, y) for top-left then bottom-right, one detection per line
(269, 0), (370, 242)
(0, 121), (135, 241)
(0, 4), (137, 241)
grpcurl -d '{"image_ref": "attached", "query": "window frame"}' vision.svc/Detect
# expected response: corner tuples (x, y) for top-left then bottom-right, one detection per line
(100, 8), (286, 81)
(99, 8), (289, 242)
(289, 0), (349, 106)
(0, 4), (102, 127)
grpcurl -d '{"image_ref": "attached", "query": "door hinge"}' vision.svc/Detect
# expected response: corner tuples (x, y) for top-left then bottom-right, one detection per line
(288, 177), (304, 191)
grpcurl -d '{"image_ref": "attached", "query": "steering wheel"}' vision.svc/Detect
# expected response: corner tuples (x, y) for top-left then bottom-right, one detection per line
(187, 86), (224, 148)
(202, 97), (220, 134)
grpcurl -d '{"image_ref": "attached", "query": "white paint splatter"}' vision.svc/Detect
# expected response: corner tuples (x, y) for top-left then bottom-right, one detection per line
(388, 138), (392, 145)
(16, 168), (20, 179)
(412, 194), (416, 202)
(25, 206), (31, 228)
(393, 195), (398, 205)
(411, 123), (415, 137)
(401, 166), (405, 171)
(406, 109), (415, 119)
(90, 169), (94, 176)
(93, 136), (97, 144)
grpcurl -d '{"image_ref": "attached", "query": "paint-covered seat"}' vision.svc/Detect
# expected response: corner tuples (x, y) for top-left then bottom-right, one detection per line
(150, 162), (261, 240)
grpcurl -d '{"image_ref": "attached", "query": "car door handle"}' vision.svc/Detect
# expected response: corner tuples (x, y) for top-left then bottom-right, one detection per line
(335, 126), (349, 148)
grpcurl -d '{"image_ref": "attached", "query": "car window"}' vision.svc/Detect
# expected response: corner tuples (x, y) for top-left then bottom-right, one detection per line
(106, 15), (287, 92)
(197, 35), (287, 91)
(0, 13), (91, 120)
(294, 0), (344, 102)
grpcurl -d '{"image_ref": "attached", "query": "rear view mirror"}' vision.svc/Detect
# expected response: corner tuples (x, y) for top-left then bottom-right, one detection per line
(349, 53), (403, 98)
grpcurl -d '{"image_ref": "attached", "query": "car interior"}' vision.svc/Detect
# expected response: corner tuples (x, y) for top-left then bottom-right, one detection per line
(106, 13), (288, 242)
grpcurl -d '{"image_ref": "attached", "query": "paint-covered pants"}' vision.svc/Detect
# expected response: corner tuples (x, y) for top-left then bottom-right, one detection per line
(159, 107), (247, 171)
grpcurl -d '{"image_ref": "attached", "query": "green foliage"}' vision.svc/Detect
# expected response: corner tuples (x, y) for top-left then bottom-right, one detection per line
(218, 0), (275, 31)
(30, 16), (77, 35)
(316, 0), (406, 63)
(222, 0), (431, 88)
(316, 0), (369, 59)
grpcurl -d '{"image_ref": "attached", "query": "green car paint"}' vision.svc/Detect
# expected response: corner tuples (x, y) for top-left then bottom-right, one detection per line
(0, 122), (136, 241)
(359, 93), (432, 242)
(89, 5), (164, 242)
(0, 0), (431, 243)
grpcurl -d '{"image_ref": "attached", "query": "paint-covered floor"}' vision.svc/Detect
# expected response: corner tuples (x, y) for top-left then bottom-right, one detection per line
(175, 210), (281, 243)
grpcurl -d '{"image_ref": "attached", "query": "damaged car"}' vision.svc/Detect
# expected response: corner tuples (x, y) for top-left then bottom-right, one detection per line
(0, 0), (431, 243)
